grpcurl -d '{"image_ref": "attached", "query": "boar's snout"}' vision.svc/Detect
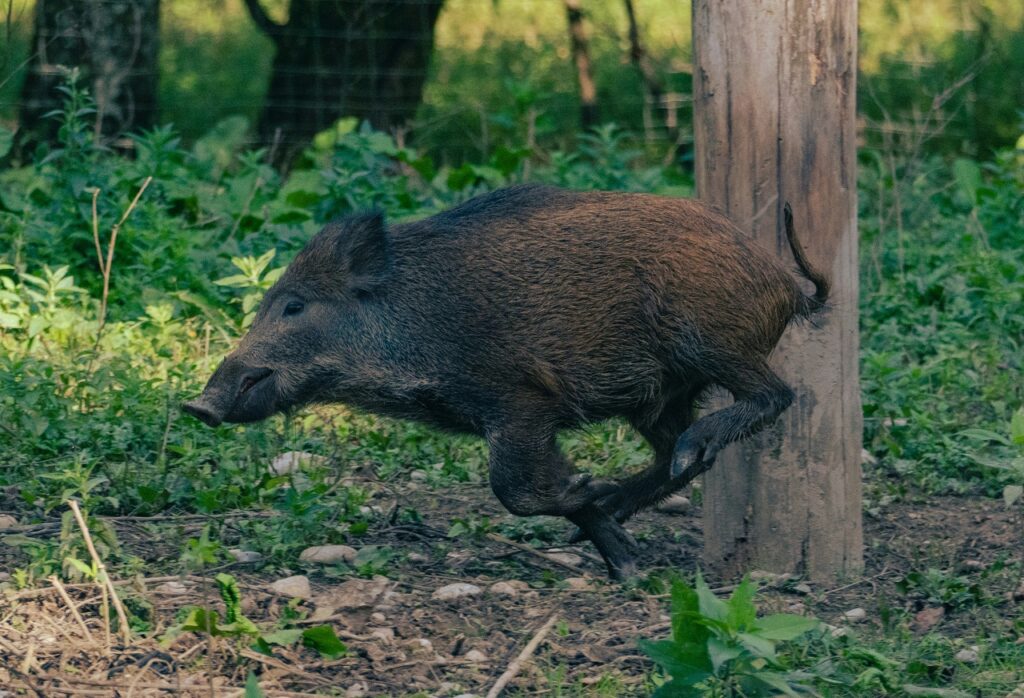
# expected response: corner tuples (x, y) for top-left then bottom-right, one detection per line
(181, 398), (225, 427)
(182, 359), (275, 427)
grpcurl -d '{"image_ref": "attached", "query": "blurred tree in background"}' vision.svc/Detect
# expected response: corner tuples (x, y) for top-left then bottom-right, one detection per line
(0, 0), (1020, 161)
(17, 0), (160, 149)
(244, 0), (444, 159)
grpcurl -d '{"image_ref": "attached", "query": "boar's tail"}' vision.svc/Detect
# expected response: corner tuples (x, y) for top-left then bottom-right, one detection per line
(784, 202), (830, 317)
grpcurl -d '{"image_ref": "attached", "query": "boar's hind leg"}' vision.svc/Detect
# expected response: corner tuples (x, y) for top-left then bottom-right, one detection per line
(567, 394), (696, 544)
(669, 361), (794, 486)
(487, 424), (637, 580)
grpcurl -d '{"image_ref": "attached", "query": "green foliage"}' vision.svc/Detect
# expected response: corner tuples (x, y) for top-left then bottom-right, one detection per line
(859, 148), (1024, 494)
(896, 569), (985, 610)
(167, 572), (347, 659)
(640, 573), (821, 696)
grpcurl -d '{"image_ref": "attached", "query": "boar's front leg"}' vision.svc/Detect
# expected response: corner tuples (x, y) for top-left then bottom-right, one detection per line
(486, 420), (638, 580)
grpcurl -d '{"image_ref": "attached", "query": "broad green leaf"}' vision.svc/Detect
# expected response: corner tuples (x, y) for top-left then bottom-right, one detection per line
(694, 571), (729, 623)
(302, 625), (347, 658)
(638, 639), (713, 686)
(261, 628), (303, 646)
(726, 576), (757, 629)
(65, 557), (96, 578)
(741, 671), (805, 697)
(214, 273), (252, 287)
(179, 607), (222, 635)
(755, 613), (821, 641)
(216, 573), (243, 622)
(1010, 408), (1024, 446)
(706, 636), (743, 673)
(737, 632), (778, 662)
(953, 158), (982, 205)
(244, 671), (265, 698)
(670, 580), (709, 646)
(958, 428), (1011, 446)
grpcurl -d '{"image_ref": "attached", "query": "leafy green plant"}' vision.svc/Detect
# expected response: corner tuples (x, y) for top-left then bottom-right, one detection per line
(961, 407), (1024, 506)
(640, 573), (822, 697)
(167, 573), (347, 659)
(896, 569), (985, 611)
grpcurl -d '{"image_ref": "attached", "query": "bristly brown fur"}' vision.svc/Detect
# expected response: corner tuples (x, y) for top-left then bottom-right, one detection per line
(188, 184), (831, 580)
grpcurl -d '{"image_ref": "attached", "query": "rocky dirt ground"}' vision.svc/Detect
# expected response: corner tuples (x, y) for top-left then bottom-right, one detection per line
(1, 475), (1022, 697)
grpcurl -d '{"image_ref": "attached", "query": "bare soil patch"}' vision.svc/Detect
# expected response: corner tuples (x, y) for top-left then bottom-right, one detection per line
(1, 481), (1022, 696)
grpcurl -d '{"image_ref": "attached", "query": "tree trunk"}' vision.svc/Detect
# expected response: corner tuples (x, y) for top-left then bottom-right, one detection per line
(692, 0), (863, 582)
(18, 0), (160, 147)
(564, 0), (598, 130)
(247, 0), (444, 158)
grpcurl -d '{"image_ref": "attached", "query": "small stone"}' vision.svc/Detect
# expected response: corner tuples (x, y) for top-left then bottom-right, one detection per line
(546, 552), (584, 567)
(954, 647), (980, 664)
(228, 549), (262, 563)
(300, 545), (358, 564)
(824, 623), (849, 638)
(433, 583), (483, 601)
(309, 606), (335, 622)
(464, 649), (487, 663)
(655, 495), (691, 514)
(270, 575), (312, 599)
(319, 576), (391, 609)
(489, 581), (519, 597)
(0, 515), (18, 529)
(375, 590), (403, 611)
(345, 682), (368, 698)
(786, 602), (806, 614)
(408, 552), (429, 563)
(750, 570), (789, 584)
(842, 608), (867, 623)
(794, 583), (813, 595)
(411, 638), (433, 652)
(370, 612), (386, 624)
(410, 470), (428, 482)
(961, 559), (985, 571)
(563, 577), (593, 591)
(370, 627), (395, 643)
(270, 451), (327, 476)
(912, 606), (945, 633)
(153, 581), (190, 595)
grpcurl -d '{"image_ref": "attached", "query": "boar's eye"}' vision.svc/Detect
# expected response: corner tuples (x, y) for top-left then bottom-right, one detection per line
(283, 300), (305, 317)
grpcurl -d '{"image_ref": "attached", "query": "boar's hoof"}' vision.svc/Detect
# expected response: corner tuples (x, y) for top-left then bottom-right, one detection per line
(670, 433), (719, 481)
(567, 504), (638, 582)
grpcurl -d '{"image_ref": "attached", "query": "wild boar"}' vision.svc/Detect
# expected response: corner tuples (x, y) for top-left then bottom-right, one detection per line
(184, 184), (828, 579)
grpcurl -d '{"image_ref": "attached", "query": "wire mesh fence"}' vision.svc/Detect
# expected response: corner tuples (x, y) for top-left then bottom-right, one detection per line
(0, 0), (1020, 163)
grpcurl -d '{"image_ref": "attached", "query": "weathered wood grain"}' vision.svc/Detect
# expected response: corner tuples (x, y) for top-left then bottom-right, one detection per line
(693, 0), (863, 582)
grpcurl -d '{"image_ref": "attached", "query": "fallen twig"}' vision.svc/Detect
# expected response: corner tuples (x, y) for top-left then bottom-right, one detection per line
(486, 533), (589, 576)
(822, 564), (892, 597)
(49, 575), (96, 644)
(486, 613), (559, 698)
(67, 499), (132, 645)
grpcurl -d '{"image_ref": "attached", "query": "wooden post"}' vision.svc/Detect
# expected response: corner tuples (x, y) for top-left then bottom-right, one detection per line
(692, 0), (863, 582)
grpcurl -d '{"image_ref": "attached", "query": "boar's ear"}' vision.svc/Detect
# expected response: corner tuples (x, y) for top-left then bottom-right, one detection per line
(338, 211), (390, 294)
